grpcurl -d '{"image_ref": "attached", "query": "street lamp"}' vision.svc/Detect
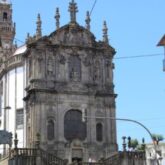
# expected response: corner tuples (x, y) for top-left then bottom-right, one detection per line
(81, 112), (159, 165)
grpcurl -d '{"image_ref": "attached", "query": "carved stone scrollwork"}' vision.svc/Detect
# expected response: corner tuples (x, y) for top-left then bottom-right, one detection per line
(105, 59), (111, 66)
(47, 107), (56, 120)
(83, 56), (91, 66)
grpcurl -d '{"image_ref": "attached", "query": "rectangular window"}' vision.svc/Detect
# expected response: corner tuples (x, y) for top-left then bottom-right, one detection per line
(16, 108), (24, 129)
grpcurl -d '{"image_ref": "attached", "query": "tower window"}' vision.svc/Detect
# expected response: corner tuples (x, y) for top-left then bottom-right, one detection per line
(96, 123), (103, 142)
(47, 119), (55, 141)
(3, 12), (8, 21)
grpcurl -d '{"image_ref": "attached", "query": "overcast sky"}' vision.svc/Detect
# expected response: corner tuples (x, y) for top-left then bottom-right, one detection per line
(11, 0), (165, 148)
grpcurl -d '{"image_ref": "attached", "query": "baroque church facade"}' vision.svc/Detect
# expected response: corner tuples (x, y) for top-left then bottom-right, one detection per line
(0, 0), (118, 163)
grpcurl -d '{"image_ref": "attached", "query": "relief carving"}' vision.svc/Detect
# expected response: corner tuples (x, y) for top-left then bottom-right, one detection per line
(93, 59), (101, 82)
(47, 57), (54, 75)
(69, 56), (81, 81)
(58, 54), (66, 64)
(83, 56), (91, 66)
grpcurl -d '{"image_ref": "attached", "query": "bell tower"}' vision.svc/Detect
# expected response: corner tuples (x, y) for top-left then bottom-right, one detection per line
(0, 0), (15, 49)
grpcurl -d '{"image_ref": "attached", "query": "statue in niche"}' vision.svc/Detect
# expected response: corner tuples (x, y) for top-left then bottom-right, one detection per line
(83, 56), (91, 66)
(93, 60), (100, 82)
(105, 59), (111, 78)
(36, 53), (44, 74)
(69, 56), (81, 81)
(59, 55), (66, 64)
(70, 68), (79, 81)
(47, 57), (54, 75)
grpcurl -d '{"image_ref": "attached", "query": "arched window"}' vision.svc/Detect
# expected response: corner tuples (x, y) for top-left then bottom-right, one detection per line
(96, 123), (103, 142)
(47, 119), (55, 140)
(69, 56), (81, 81)
(3, 12), (7, 21)
(64, 110), (86, 141)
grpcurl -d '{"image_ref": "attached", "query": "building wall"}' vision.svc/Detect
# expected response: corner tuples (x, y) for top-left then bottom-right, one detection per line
(0, 66), (25, 150)
(0, 1), (118, 163)
(24, 22), (117, 163)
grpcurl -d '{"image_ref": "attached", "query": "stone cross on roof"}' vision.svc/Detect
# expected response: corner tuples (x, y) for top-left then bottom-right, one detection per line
(85, 11), (91, 31)
(68, 0), (78, 23)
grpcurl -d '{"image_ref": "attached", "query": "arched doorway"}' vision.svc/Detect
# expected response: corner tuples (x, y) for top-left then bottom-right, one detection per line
(64, 109), (86, 162)
(64, 109), (86, 141)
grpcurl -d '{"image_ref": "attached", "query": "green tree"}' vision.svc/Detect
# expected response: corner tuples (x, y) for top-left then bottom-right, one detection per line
(130, 139), (139, 150)
(152, 134), (164, 144)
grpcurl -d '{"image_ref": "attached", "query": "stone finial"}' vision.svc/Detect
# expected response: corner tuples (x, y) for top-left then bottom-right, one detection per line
(55, 7), (60, 30)
(85, 11), (91, 31)
(142, 138), (146, 150)
(36, 13), (42, 39)
(103, 21), (109, 44)
(26, 33), (30, 43)
(122, 136), (127, 151)
(15, 41), (17, 48)
(128, 136), (131, 149)
(68, 0), (78, 23)
(13, 22), (16, 35)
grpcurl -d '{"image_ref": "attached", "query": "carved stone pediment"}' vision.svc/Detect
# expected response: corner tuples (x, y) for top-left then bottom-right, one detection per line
(49, 24), (96, 47)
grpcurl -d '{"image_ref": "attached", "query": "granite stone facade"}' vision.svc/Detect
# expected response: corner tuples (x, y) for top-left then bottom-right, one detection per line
(0, 0), (118, 163)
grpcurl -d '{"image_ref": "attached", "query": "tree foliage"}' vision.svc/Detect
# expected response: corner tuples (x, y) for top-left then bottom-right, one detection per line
(152, 134), (164, 144)
(130, 139), (139, 149)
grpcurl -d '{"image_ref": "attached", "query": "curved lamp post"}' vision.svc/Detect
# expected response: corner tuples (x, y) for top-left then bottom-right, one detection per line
(82, 112), (160, 165)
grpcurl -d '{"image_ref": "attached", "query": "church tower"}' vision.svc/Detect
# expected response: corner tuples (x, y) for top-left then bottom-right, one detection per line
(24, 0), (117, 163)
(0, 0), (15, 49)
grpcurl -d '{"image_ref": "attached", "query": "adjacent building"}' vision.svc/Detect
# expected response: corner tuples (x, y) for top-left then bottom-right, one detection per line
(146, 143), (165, 165)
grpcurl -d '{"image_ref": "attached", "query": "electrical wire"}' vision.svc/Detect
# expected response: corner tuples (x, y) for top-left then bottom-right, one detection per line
(90, 0), (97, 16)
(14, 38), (24, 44)
(114, 53), (163, 60)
